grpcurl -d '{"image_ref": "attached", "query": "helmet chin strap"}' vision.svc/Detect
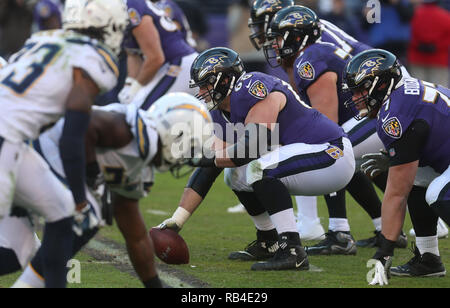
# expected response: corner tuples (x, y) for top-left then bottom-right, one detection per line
(299, 35), (309, 52)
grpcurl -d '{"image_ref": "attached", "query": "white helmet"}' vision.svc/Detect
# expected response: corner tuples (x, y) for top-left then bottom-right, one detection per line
(63, 0), (129, 55)
(146, 93), (214, 175)
(0, 57), (7, 69)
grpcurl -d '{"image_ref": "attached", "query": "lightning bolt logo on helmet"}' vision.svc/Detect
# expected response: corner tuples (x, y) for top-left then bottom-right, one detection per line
(198, 55), (227, 79)
(355, 56), (385, 85)
(256, 0), (282, 17)
(279, 12), (313, 29)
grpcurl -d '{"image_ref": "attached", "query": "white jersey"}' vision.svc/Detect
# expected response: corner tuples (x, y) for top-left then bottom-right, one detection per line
(35, 103), (158, 200)
(0, 30), (119, 143)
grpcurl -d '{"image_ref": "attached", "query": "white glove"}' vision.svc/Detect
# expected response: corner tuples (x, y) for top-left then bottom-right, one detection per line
(158, 217), (182, 232)
(158, 207), (191, 232)
(118, 77), (143, 105)
(73, 203), (100, 237)
(360, 150), (389, 178)
(368, 258), (392, 286)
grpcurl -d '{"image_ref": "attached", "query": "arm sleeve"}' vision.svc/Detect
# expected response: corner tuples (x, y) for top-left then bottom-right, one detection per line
(388, 119), (430, 167)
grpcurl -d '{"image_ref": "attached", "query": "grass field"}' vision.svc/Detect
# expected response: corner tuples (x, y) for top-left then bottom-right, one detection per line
(1, 172), (449, 288)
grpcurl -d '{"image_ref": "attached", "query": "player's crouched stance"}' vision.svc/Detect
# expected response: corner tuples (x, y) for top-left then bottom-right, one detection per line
(0, 93), (213, 288)
(343, 49), (449, 285)
(159, 47), (355, 271)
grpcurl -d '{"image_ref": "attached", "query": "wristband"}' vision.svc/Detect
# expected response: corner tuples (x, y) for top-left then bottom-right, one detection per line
(172, 207), (191, 228)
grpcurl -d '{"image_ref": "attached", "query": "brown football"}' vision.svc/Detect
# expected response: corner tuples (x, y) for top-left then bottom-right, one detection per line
(149, 227), (189, 264)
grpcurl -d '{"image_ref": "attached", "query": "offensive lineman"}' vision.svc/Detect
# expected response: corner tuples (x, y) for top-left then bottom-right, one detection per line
(0, 0), (128, 287)
(159, 47), (355, 271)
(2, 93), (213, 288)
(343, 49), (449, 285)
(118, 0), (198, 109)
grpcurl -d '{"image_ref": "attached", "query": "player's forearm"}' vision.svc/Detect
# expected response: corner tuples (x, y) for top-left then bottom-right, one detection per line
(136, 56), (164, 86)
(179, 188), (204, 215)
(381, 193), (408, 242)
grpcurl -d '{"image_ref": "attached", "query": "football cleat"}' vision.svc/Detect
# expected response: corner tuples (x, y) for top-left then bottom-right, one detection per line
(227, 203), (247, 214)
(228, 229), (279, 261)
(390, 243), (446, 277)
(356, 230), (408, 249)
(251, 232), (309, 271)
(297, 218), (326, 241)
(305, 231), (357, 256)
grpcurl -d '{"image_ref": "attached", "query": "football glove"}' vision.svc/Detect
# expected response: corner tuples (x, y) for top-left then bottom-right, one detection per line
(158, 217), (182, 232)
(73, 203), (100, 237)
(118, 77), (143, 105)
(360, 150), (389, 178)
(368, 256), (392, 286)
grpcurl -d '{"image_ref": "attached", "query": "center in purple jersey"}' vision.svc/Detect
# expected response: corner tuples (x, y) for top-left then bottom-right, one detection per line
(124, 0), (195, 63)
(214, 71), (345, 146)
(377, 78), (450, 174)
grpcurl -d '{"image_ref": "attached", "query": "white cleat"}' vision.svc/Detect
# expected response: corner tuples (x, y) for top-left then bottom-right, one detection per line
(409, 218), (449, 239)
(227, 203), (247, 214)
(297, 218), (326, 241)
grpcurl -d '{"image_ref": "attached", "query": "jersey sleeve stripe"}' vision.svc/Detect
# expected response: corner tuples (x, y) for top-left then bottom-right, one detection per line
(66, 38), (119, 77)
(136, 113), (150, 160)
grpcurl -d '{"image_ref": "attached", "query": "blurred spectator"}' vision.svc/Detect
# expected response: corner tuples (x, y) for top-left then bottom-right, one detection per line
(0, 0), (33, 58)
(318, 0), (368, 43)
(408, 0), (450, 87)
(184, 0), (235, 48)
(174, 0), (208, 51)
(295, 0), (319, 11)
(363, 0), (414, 64)
(228, 0), (267, 72)
(31, 0), (63, 32)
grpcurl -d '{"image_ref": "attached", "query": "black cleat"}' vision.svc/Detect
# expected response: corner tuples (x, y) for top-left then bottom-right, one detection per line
(356, 231), (408, 249)
(305, 231), (357, 256)
(251, 232), (309, 271)
(390, 243), (446, 277)
(228, 239), (279, 261)
(228, 229), (279, 261)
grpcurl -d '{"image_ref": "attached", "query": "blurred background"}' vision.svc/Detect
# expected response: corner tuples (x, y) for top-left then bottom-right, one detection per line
(1, 0), (449, 86)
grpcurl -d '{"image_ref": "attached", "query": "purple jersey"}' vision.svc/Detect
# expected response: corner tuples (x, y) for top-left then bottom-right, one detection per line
(33, 0), (62, 31)
(124, 0), (195, 63)
(210, 109), (237, 143)
(154, 0), (196, 48)
(319, 19), (372, 57)
(294, 42), (353, 125)
(377, 78), (450, 174)
(229, 72), (345, 146)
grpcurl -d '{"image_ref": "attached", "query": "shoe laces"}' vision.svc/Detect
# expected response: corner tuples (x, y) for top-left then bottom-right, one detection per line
(407, 242), (422, 265)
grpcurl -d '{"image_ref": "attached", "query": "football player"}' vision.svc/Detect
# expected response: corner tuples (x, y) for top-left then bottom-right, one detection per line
(159, 47), (356, 271)
(152, 0), (198, 49)
(0, 0), (128, 287)
(344, 49), (449, 285)
(263, 5), (410, 255)
(245, 0), (325, 241)
(3, 93), (213, 288)
(118, 0), (198, 110)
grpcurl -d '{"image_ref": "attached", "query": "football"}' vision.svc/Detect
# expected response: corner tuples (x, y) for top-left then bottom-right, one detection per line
(149, 227), (190, 264)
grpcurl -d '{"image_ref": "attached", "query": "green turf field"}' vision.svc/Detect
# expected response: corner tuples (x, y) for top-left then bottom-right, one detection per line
(1, 172), (449, 288)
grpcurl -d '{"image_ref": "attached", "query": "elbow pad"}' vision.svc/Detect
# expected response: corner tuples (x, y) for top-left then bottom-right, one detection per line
(186, 167), (223, 199)
(227, 123), (273, 167)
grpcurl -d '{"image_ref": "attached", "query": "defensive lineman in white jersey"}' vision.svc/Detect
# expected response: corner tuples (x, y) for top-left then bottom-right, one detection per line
(0, 0), (128, 288)
(3, 93), (213, 288)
